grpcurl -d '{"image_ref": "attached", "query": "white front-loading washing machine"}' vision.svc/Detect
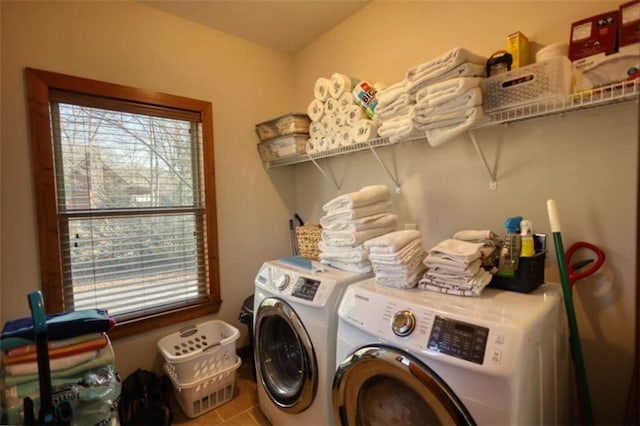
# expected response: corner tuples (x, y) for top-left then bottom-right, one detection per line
(333, 278), (569, 425)
(253, 257), (372, 426)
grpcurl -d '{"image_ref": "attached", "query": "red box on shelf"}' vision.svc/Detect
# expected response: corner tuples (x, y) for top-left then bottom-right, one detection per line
(620, 0), (640, 47)
(569, 10), (619, 61)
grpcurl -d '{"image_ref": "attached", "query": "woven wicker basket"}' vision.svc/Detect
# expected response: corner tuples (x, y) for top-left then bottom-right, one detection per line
(295, 224), (322, 260)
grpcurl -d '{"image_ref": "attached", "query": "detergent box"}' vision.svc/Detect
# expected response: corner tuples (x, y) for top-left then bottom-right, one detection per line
(570, 7), (640, 91)
(506, 31), (531, 69)
(569, 10), (619, 61)
(620, 0), (640, 47)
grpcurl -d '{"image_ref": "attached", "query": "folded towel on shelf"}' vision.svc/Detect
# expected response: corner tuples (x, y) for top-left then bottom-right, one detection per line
(428, 238), (484, 264)
(375, 101), (413, 122)
(369, 239), (424, 265)
(406, 48), (486, 82)
(376, 80), (408, 107)
(418, 281), (489, 297)
(415, 87), (482, 116)
(424, 257), (482, 275)
(322, 226), (395, 247)
(453, 229), (500, 269)
(321, 212), (397, 232)
(406, 48), (487, 79)
(320, 259), (372, 273)
(425, 106), (487, 147)
(319, 242), (370, 262)
(414, 105), (481, 129)
(418, 268), (493, 296)
(373, 252), (425, 277)
(377, 115), (422, 143)
(453, 229), (499, 242)
(320, 200), (392, 225)
(375, 267), (425, 289)
(323, 185), (390, 212)
(407, 62), (486, 98)
(416, 77), (483, 103)
(365, 229), (422, 254)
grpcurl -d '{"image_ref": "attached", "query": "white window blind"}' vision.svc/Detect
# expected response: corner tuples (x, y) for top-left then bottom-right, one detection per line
(51, 99), (209, 321)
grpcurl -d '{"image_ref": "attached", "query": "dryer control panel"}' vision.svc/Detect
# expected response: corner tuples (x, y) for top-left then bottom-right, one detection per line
(254, 261), (348, 308)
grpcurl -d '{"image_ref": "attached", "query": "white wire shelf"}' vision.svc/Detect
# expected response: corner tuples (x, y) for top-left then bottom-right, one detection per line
(262, 79), (639, 170)
(477, 78), (640, 127)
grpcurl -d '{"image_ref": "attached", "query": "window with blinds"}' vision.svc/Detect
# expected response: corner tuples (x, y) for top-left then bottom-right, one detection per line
(26, 69), (221, 338)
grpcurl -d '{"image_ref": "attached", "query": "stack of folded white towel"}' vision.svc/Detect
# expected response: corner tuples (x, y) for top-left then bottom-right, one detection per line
(375, 81), (421, 143)
(453, 229), (500, 271)
(418, 238), (493, 296)
(319, 185), (397, 273)
(405, 47), (486, 101)
(306, 73), (380, 154)
(364, 229), (427, 288)
(413, 77), (486, 147)
(375, 47), (487, 147)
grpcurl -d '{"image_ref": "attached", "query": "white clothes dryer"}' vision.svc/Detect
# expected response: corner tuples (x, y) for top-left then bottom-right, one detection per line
(333, 278), (569, 426)
(253, 257), (372, 426)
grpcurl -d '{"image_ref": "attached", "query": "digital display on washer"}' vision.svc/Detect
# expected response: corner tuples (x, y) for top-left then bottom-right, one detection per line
(292, 278), (321, 301)
(427, 315), (489, 364)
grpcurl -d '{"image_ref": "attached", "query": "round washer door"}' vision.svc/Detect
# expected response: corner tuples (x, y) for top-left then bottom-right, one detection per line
(332, 344), (476, 426)
(254, 297), (318, 413)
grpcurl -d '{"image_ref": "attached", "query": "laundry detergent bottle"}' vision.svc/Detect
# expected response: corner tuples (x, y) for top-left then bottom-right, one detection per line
(497, 216), (523, 277)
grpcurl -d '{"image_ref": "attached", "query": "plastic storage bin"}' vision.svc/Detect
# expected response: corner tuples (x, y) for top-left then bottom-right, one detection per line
(257, 134), (308, 162)
(165, 356), (241, 418)
(481, 56), (572, 113)
(255, 113), (311, 142)
(157, 320), (240, 384)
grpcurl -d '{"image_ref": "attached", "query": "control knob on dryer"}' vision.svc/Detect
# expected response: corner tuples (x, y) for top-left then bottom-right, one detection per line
(392, 310), (416, 337)
(275, 273), (290, 291)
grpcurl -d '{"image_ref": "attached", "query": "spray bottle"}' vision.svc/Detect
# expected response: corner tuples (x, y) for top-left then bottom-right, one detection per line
(497, 216), (523, 277)
(520, 219), (535, 257)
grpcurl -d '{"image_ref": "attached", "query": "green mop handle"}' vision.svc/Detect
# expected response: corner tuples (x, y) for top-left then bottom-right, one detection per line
(547, 199), (594, 425)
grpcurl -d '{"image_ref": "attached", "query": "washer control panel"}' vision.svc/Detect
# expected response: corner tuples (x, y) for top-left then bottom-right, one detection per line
(338, 282), (517, 372)
(427, 315), (489, 364)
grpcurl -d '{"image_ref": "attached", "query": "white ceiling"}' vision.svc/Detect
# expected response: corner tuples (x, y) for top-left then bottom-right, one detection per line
(141, 0), (371, 54)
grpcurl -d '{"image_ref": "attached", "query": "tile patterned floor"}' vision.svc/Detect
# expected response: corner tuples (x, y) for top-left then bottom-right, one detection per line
(170, 352), (271, 426)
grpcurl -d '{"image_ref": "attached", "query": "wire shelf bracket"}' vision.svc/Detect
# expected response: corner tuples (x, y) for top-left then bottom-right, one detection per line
(468, 129), (497, 190)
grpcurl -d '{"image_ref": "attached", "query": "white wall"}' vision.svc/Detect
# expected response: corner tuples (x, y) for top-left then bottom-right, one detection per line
(0, 1), (297, 378)
(291, 1), (637, 424)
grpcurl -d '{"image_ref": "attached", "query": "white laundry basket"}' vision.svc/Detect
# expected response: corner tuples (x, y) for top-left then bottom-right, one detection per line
(157, 320), (240, 384)
(164, 356), (242, 418)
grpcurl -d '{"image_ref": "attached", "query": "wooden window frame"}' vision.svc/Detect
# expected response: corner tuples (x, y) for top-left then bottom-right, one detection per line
(25, 68), (221, 339)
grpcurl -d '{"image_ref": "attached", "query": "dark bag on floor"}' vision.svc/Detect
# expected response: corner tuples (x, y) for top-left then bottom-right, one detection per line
(118, 369), (173, 425)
